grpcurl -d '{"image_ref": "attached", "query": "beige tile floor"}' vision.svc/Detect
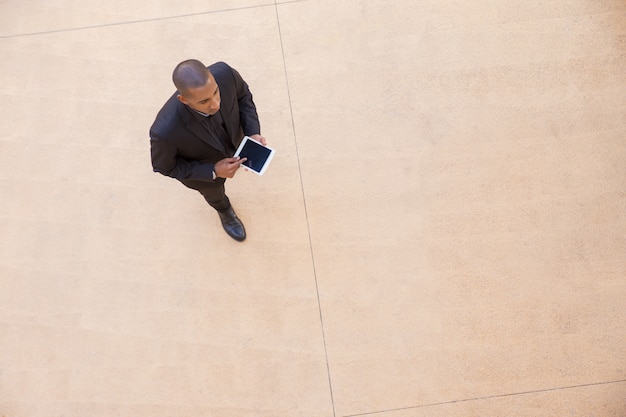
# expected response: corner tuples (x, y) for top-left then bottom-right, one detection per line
(1, 1), (625, 416)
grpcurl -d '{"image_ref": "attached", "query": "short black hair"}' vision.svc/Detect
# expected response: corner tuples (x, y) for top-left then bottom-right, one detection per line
(172, 59), (210, 96)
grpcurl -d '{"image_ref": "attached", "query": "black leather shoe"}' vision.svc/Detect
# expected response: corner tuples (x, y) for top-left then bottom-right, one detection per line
(218, 207), (246, 241)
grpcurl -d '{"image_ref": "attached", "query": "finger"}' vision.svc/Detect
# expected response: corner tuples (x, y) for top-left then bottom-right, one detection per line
(226, 157), (243, 166)
(220, 158), (237, 165)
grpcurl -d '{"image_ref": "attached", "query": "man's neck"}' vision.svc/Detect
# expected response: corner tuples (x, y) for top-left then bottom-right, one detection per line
(188, 105), (211, 118)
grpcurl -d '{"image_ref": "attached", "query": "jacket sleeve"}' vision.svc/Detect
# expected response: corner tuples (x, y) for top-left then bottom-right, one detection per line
(150, 131), (215, 182)
(228, 65), (261, 136)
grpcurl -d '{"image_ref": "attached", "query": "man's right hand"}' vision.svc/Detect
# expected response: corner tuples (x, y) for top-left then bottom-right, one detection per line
(214, 156), (247, 179)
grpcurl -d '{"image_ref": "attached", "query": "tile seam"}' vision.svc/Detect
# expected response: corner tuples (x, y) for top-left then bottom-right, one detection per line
(0, 3), (276, 39)
(273, 1), (336, 416)
(342, 378), (626, 417)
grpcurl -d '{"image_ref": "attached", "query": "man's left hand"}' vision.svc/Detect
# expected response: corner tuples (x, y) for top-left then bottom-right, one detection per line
(250, 134), (267, 146)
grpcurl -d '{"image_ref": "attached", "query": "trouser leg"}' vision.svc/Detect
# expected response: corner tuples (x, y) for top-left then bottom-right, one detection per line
(198, 180), (231, 212)
(195, 179), (245, 241)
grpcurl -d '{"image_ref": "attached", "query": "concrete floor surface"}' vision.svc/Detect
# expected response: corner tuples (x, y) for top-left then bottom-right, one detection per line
(1, 1), (625, 416)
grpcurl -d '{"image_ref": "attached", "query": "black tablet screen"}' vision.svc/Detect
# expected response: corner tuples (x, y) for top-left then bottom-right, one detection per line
(239, 139), (271, 173)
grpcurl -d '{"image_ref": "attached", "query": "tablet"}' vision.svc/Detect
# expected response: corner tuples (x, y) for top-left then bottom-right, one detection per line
(234, 136), (275, 175)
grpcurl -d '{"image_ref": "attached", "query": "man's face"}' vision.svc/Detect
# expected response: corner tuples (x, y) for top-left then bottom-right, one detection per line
(177, 71), (221, 116)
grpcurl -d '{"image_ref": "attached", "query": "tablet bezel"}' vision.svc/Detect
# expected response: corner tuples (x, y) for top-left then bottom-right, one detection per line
(233, 135), (275, 176)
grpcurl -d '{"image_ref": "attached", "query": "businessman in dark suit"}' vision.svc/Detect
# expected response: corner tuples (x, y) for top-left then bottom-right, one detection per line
(150, 60), (266, 241)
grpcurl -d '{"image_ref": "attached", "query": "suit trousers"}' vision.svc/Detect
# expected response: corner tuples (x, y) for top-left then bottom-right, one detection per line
(179, 176), (231, 211)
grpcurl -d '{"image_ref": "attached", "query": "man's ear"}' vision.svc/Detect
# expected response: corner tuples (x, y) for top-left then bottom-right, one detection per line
(176, 94), (188, 105)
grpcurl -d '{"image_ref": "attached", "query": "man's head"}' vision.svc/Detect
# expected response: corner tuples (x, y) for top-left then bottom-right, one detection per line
(173, 59), (221, 116)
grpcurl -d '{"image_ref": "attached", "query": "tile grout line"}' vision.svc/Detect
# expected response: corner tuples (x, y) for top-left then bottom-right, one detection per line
(342, 379), (626, 417)
(274, 2), (336, 417)
(0, 3), (273, 39)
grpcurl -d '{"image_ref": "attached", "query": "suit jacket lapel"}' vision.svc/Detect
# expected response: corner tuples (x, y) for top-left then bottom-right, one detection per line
(180, 106), (226, 154)
(219, 109), (238, 150)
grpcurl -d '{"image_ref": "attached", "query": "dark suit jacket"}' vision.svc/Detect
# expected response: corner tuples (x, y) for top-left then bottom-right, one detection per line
(149, 62), (260, 191)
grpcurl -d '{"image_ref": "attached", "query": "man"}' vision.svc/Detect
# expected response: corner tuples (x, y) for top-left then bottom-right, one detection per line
(150, 60), (266, 241)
